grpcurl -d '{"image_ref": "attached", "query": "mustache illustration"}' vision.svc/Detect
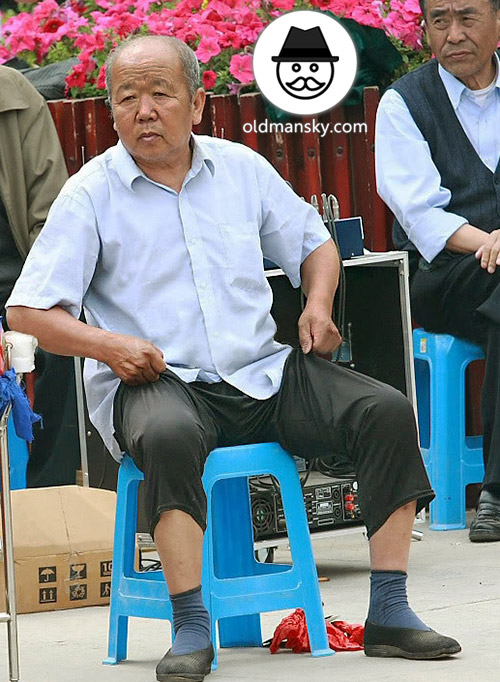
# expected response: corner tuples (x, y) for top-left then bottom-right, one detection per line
(285, 76), (326, 91)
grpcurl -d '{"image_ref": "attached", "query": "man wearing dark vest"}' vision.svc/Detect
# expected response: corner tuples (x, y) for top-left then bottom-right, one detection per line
(375, 0), (500, 542)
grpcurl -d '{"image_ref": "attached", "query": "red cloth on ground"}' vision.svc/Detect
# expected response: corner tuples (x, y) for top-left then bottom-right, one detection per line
(269, 608), (364, 653)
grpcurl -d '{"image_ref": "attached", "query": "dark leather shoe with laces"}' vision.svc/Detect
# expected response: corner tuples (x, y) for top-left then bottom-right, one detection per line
(364, 621), (461, 660)
(469, 490), (500, 542)
(156, 644), (214, 682)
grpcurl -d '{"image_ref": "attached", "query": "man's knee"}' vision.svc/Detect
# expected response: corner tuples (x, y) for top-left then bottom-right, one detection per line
(367, 385), (416, 433)
(135, 410), (206, 469)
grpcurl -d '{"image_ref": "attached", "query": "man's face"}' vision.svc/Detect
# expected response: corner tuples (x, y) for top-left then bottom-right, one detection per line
(110, 41), (205, 171)
(424, 0), (500, 87)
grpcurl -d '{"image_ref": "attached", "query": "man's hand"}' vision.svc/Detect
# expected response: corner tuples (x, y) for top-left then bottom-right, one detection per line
(475, 229), (500, 273)
(103, 334), (167, 385)
(298, 304), (342, 360)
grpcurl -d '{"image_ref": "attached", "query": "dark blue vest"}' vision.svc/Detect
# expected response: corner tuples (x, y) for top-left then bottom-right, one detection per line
(389, 57), (500, 262)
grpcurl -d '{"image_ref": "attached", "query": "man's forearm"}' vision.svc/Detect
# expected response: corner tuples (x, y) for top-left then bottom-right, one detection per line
(300, 239), (339, 311)
(446, 223), (489, 254)
(6, 305), (116, 361)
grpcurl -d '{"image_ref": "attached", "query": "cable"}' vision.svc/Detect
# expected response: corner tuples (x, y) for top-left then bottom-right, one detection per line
(314, 455), (355, 478)
(321, 193), (347, 363)
(299, 456), (315, 488)
(141, 558), (163, 572)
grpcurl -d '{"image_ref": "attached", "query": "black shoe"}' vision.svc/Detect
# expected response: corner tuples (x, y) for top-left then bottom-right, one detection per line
(469, 490), (500, 542)
(156, 644), (214, 682)
(363, 621), (461, 660)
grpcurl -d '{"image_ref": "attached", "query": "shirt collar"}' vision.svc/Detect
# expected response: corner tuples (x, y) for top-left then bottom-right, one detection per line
(113, 134), (215, 192)
(439, 52), (500, 109)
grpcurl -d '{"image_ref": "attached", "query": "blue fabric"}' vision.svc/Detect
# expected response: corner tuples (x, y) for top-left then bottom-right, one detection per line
(0, 368), (41, 442)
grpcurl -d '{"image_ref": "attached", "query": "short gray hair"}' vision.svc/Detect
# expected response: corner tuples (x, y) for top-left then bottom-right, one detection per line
(419, 0), (500, 17)
(105, 35), (200, 100)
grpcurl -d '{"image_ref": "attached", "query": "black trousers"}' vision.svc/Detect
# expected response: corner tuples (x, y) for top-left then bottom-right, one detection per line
(28, 350), (80, 487)
(411, 253), (500, 488)
(114, 349), (433, 539)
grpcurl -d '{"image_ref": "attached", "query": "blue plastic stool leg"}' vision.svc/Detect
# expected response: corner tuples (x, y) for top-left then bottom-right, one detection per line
(7, 415), (28, 490)
(104, 615), (129, 666)
(414, 331), (485, 530)
(427, 338), (468, 529)
(103, 458), (140, 664)
(211, 477), (262, 648)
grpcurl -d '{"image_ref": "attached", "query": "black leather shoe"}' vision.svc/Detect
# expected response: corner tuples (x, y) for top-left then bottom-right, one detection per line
(469, 490), (500, 542)
(156, 644), (214, 682)
(364, 621), (461, 660)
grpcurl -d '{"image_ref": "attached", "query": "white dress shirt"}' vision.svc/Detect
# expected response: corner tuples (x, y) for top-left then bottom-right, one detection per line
(375, 54), (500, 263)
(7, 135), (330, 459)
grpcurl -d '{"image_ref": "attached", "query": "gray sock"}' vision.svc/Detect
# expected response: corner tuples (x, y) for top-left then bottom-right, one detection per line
(170, 585), (211, 655)
(367, 570), (431, 631)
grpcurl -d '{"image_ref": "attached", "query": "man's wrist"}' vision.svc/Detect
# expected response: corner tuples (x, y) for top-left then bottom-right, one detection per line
(303, 295), (334, 316)
(90, 329), (119, 364)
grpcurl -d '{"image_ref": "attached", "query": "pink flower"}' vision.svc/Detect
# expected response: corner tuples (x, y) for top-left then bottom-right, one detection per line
(229, 53), (254, 84)
(206, 1), (233, 18)
(0, 46), (10, 64)
(66, 63), (87, 90)
(349, 1), (384, 29)
(202, 69), (217, 89)
(195, 37), (221, 63)
(97, 64), (107, 90)
(32, 0), (60, 22)
(270, 0), (295, 9)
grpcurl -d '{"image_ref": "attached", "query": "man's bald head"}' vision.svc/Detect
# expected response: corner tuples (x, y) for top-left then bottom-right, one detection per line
(106, 35), (200, 100)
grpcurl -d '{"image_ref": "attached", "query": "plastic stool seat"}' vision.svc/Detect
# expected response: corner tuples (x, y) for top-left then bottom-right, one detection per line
(413, 329), (485, 530)
(104, 442), (333, 668)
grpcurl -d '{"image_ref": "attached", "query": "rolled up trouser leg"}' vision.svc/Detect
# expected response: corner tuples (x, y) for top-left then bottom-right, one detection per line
(275, 350), (435, 538)
(113, 370), (219, 536)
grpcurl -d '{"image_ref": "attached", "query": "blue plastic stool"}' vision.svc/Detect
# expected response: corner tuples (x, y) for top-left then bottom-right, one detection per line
(104, 443), (332, 667)
(7, 414), (28, 490)
(413, 329), (485, 530)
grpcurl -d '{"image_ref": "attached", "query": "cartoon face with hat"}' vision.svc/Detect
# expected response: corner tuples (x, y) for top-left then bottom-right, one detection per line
(272, 26), (339, 100)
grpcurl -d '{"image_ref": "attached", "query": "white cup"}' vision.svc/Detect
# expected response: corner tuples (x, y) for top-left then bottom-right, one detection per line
(2, 331), (38, 374)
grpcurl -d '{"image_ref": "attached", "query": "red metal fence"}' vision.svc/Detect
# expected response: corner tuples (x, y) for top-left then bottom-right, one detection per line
(48, 87), (393, 252)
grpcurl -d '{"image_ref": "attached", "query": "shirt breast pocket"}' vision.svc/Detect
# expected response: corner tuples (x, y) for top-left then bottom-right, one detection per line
(217, 222), (268, 293)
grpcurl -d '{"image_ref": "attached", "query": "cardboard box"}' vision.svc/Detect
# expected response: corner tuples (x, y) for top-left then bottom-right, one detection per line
(0, 486), (116, 613)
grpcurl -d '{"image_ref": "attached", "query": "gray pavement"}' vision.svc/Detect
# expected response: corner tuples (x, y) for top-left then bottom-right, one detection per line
(2, 512), (498, 682)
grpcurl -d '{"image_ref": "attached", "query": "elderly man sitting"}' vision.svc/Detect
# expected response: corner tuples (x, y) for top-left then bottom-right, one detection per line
(7, 35), (460, 682)
(375, 0), (500, 542)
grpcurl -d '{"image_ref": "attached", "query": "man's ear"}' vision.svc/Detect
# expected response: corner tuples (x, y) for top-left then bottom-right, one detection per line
(105, 98), (115, 125)
(192, 88), (206, 126)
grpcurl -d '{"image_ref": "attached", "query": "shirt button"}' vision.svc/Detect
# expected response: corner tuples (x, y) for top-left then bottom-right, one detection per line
(190, 239), (197, 245)
(200, 282), (206, 288)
